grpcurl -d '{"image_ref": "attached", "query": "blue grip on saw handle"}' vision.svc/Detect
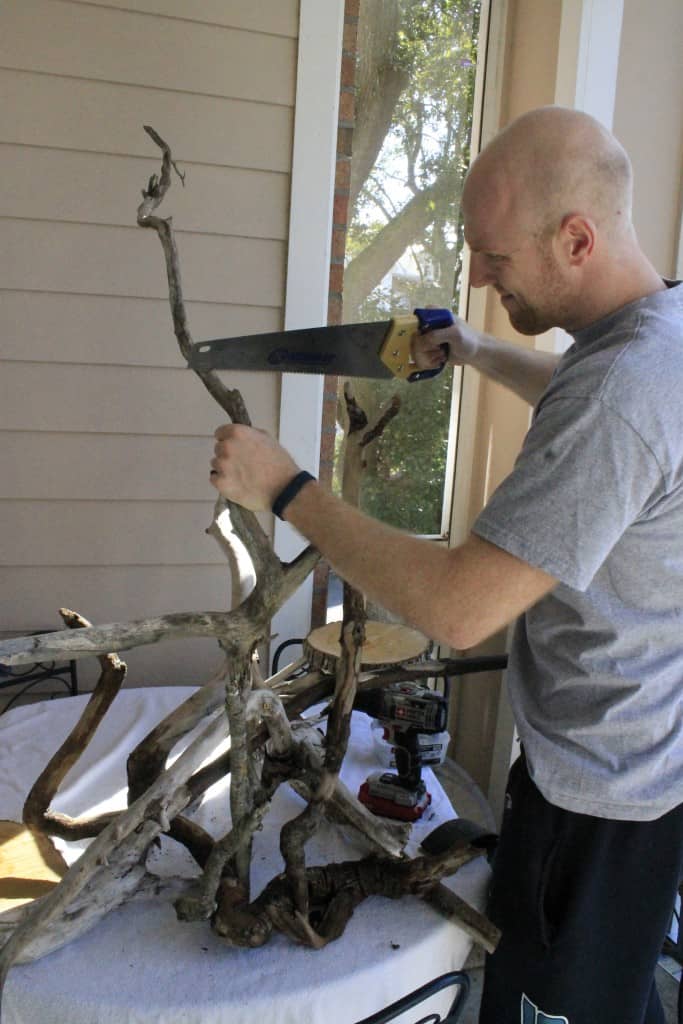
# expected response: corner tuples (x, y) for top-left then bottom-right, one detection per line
(408, 307), (454, 382)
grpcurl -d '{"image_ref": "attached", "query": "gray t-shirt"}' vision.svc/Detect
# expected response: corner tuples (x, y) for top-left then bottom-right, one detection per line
(473, 281), (683, 820)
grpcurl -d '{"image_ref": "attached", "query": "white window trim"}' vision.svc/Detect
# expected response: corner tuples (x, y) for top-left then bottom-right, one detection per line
(448, 0), (499, 550)
(270, 0), (345, 662)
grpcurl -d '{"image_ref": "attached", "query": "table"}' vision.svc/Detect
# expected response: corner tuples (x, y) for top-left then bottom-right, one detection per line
(0, 687), (490, 1024)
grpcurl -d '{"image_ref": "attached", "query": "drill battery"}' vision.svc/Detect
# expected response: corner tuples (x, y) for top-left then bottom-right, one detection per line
(354, 682), (449, 822)
(358, 771), (431, 822)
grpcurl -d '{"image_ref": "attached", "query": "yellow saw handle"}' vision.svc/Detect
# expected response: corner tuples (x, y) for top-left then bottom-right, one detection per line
(379, 308), (453, 381)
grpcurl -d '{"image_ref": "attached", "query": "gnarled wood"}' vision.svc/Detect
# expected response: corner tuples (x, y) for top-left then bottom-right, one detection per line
(23, 609), (126, 840)
(0, 129), (498, 1017)
(0, 710), (228, 987)
(212, 842), (497, 951)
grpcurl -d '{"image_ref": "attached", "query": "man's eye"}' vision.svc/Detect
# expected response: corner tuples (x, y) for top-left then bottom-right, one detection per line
(487, 253), (506, 263)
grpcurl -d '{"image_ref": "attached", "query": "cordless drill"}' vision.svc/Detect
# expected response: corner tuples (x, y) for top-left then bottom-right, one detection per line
(354, 682), (448, 822)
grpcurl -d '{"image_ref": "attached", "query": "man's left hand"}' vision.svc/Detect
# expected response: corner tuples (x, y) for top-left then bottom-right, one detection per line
(210, 424), (301, 511)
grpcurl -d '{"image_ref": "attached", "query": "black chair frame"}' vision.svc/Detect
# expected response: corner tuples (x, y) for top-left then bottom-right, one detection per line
(353, 970), (470, 1024)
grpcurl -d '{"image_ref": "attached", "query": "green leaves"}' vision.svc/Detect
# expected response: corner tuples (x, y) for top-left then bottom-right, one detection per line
(341, 0), (480, 536)
(357, 368), (455, 534)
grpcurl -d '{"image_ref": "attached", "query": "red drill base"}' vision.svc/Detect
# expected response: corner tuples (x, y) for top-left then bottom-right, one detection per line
(358, 781), (432, 822)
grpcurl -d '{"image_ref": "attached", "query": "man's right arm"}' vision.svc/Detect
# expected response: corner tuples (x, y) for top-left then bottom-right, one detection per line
(210, 424), (558, 652)
(417, 318), (561, 407)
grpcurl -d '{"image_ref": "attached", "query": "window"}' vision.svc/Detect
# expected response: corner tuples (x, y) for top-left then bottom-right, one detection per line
(336, 0), (482, 537)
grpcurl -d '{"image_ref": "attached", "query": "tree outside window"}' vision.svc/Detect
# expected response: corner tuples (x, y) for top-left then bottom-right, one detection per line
(336, 0), (481, 537)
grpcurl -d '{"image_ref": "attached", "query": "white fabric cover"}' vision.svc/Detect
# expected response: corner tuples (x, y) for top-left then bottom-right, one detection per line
(0, 688), (489, 1023)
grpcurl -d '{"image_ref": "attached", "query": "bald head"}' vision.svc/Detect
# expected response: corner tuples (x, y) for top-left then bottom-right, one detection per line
(465, 106), (633, 241)
(461, 107), (663, 333)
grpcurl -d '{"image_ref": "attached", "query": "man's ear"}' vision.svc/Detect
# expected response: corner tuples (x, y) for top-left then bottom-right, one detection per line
(557, 213), (595, 266)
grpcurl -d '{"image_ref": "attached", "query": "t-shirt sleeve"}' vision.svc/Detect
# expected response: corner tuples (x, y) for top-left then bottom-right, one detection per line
(472, 395), (664, 590)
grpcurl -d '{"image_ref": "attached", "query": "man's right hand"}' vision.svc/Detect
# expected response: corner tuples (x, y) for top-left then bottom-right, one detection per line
(412, 316), (481, 370)
(414, 315), (561, 407)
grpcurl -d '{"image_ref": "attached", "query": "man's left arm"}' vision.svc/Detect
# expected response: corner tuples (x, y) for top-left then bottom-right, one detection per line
(210, 424), (556, 650)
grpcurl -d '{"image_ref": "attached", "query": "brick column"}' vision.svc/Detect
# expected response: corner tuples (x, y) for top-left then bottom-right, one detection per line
(310, 0), (360, 628)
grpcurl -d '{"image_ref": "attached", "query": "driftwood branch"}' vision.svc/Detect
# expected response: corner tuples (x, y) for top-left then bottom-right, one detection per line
(0, 875), (193, 965)
(0, 612), (248, 666)
(23, 609), (127, 840)
(0, 129), (498, 1015)
(280, 592), (366, 920)
(424, 882), (500, 955)
(127, 671), (228, 802)
(341, 382), (401, 505)
(137, 126), (248, 428)
(0, 709), (228, 987)
(136, 125), (288, 595)
(272, 380), (397, 932)
(212, 842), (498, 951)
(222, 656), (254, 890)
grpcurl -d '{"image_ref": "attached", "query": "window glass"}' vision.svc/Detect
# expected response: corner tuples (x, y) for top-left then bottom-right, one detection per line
(338, 0), (481, 536)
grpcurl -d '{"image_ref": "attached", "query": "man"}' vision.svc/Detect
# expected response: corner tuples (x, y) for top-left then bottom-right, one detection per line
(209, 107), (683, 1023)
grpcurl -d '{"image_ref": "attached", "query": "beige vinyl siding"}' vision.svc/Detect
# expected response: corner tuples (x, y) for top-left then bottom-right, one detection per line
(0, 2), (296, 101)
(613, 0), (683, 278)
(0, 0), (298, 688)
(1, 147), (291, 238)
(2, 221), (285, 305)
(1, 70), (293, 171)
(72, 0), (299, 36)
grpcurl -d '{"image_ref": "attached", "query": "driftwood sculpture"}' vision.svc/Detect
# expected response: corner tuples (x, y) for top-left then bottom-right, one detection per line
(0, 129), (499, 1013)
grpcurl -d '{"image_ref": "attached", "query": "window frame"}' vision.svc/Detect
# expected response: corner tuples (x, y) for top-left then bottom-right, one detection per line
(270, 0), (346, 656)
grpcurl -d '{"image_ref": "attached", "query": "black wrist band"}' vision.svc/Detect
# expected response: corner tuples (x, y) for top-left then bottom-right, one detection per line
(272, 471), (316, 520)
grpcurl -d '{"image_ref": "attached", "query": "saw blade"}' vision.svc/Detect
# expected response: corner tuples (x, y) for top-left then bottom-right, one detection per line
(187, 321), (394, 379)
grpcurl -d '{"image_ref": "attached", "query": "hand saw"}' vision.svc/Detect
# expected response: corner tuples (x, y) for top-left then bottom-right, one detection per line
(187, 307), (453, 382)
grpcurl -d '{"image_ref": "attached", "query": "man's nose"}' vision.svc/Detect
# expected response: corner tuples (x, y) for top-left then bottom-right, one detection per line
(468, 252), (492, 288)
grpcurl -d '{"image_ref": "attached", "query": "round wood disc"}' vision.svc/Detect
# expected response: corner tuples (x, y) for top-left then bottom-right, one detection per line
(0, 820), (68, 912)
(304, 620), (429, 671)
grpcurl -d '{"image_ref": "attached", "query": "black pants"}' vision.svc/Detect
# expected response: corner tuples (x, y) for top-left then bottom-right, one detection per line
(479, 754), (683, 1024)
